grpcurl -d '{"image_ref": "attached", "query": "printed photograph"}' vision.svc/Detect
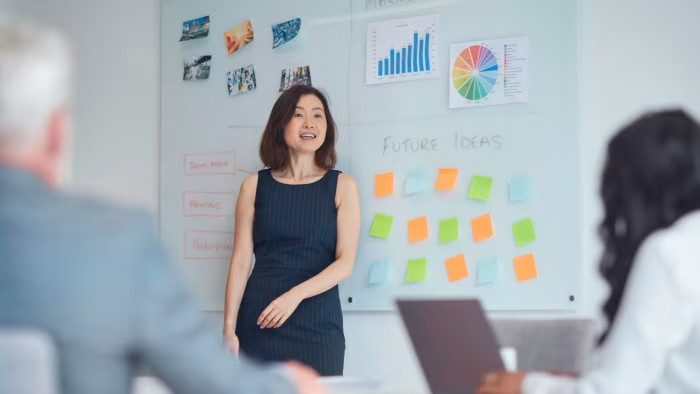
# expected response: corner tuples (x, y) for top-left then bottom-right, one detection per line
(179, 16), (210, 41)
(227, 65), (257, 96)
(223, 20), (254, 55)
(272, 18), (301, 49)
(279, 65), (312, 92)
(183, 55), (211, 80)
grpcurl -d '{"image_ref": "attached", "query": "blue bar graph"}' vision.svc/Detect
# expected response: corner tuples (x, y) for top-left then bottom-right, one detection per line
(390, 49), (395, 75)
(376, 30), (432, 78)
(419, 39), (424, 71)
(401, 48), (407, 73)
(413, 32), (418, 72)
(425, 34), (430, 71)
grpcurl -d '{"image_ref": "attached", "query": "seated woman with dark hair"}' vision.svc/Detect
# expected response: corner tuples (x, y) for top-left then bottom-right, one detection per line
(478, 110), (700, 394)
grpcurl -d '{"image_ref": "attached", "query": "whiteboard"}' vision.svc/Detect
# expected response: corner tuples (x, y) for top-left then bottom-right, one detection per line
(160, 0), (581, 311)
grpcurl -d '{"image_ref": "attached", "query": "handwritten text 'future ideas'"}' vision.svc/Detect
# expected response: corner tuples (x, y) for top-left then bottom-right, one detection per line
(382, 134), (503, 156)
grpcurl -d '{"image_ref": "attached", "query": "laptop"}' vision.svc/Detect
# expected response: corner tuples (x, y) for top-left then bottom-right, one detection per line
(396, 299), (504, 394)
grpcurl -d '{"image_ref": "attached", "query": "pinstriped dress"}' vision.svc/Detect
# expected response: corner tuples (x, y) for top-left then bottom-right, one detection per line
(237, 168), (345, 376)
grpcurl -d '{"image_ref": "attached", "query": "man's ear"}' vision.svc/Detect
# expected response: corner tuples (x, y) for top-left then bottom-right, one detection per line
(45, 108), (70, 161)
(40, 108), (71, 186)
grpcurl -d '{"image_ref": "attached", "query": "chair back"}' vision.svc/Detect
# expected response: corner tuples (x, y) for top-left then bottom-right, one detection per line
(0, 328), (59, 394)
(491, 318), (597, 372)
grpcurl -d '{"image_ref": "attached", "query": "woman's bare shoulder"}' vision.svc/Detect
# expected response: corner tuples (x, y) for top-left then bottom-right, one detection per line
(239, 173), (259, 199)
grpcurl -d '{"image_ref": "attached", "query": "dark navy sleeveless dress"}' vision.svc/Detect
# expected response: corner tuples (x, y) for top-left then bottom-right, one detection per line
(237, 169), (345, 376)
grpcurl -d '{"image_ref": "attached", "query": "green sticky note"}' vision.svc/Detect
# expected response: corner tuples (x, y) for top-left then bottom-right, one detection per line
(406, 258), (427, 282)
(439, 217), (459, 243)
(370, 213), (393, 239)
(468, 175), (493, 201)
(512, 217), (537, 246)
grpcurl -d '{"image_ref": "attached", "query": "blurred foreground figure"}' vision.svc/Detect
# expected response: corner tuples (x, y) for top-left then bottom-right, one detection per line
(0, 21), (325, 394)
(477, 110), (700, 394)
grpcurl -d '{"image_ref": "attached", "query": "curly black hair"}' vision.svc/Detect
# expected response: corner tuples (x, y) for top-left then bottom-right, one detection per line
(598, 109), (700, 344)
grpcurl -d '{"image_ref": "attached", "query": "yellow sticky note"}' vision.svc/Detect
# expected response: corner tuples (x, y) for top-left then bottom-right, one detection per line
(471, 213), (494, 243)
(445, 254), (469, 283)
(435, 168), (458, 191)
(375, 172), (394, 197)
(513, 253), (538, 282)
(408, 216), (429, 243)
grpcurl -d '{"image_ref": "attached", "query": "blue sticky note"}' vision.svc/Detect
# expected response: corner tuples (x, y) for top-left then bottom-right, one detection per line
(509, 176), (532, 203)
(477, 257), (499, 285)
(368, 261), (390, 285)
(405, 170), (432, 195)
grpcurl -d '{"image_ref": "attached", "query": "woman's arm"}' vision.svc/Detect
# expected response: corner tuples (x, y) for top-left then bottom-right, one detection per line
(258, 173), (360, 328)
(292, 173), (361, 297)
(223, 174), (258, 350)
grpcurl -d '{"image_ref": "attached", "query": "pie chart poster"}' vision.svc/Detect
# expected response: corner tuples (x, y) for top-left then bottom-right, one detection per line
(449, 36), (529, 109)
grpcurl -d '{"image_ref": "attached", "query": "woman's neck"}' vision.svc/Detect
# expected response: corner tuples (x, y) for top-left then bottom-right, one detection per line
(278, 153), (322, 183)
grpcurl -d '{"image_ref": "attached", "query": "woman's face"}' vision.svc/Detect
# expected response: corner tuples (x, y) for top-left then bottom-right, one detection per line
(283, 94), (327, 155)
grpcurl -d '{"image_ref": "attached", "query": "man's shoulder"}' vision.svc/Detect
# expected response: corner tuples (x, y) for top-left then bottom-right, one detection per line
(56, 192), (153, 233)
(1, 178), (160, 266)
(41, 191), (157, 251)
(41, 193), (163, 288)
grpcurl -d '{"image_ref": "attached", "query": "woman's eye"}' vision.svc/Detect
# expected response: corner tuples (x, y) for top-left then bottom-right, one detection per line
(294, 113), (303, 117)
(314, 114), (323, 118)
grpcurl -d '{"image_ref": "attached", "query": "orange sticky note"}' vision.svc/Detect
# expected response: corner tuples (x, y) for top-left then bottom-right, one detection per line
(471, 213), (494, 243)
(375, 172), (394, 197)
(408, 216), (429, 243)
(445, 254), (469, 283)
(435, 168), (458, 191)
(513, 253), (538, 282)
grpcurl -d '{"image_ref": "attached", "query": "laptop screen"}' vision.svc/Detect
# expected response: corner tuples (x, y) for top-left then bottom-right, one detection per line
(396, 299), (505, 394)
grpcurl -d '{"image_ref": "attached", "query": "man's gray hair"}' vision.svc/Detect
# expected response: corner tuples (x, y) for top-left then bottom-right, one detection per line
(0, 22), (72, 147)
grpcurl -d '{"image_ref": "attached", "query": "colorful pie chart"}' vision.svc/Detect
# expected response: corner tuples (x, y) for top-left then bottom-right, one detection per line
(452, 45), (498, 101)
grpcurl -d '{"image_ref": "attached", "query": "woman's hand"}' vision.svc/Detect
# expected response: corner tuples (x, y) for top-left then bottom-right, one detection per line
(284, 361), (327, 394)
(257, 289), (303, 328)
(223, 329), (239, 354)
(476, 371), (526, 394)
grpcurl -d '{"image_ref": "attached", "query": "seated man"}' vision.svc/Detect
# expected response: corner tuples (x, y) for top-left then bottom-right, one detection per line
(0, 21), (324, 394)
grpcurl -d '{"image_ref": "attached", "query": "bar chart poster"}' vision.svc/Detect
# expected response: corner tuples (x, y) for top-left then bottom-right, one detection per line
(366, 14), (439, 85)
(449, 36), (529, 108)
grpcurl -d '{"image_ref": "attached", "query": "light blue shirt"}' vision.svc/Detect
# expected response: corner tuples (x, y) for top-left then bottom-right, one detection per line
(0, 166), (297, 394)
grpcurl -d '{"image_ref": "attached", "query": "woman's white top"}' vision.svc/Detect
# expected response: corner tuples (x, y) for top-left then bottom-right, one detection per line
(524, 211), (700, 394)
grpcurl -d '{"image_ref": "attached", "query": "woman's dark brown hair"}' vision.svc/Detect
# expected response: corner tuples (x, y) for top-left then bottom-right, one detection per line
(259, 85), (337, 170)
(597, 109), (700, 344)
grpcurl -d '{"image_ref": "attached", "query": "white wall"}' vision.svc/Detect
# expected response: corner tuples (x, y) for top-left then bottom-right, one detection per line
(7, 0), (161, 212)
(578, 0), (700, 331)
(8, 0), (700, 389)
